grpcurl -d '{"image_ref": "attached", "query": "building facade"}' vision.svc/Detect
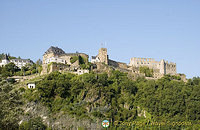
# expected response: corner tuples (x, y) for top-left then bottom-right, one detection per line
(41, 46), (89, 74)
(129, 57), (176, 75)
(0, 54), (34, 69)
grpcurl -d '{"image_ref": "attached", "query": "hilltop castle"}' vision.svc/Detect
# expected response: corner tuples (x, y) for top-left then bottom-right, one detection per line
(90, 48), (177, 78)
(41, 46), (182, 79)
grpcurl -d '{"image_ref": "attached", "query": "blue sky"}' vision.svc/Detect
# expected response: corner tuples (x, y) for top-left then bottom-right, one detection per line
(0, 0), (199, 78)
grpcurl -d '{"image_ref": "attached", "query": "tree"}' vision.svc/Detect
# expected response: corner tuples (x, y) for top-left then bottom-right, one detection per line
(19, 117), (47, 130)
(139, 66), (153, 77)
(0, 78), (23, 129)
(36, 59), (42, 66)
(1, 62), (19, 77)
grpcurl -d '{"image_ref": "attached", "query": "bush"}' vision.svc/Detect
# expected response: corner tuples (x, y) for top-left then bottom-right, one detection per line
(19, 117), (47, 130)
(139, 66), (153, 77)
(70, 56), (78, 64)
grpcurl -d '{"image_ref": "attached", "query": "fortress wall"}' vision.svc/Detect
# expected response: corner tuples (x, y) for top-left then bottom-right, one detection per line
(129, 57), (160, 69)
(108, 59), (119, 67)
(118, 62), (128, 69)
(108, 59), (128, 69)
(59, 55), (71, 64)
(165, 62), (176, 75)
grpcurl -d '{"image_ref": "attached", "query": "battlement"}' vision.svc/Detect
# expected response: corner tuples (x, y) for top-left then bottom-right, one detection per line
(129, 57), (177, 75)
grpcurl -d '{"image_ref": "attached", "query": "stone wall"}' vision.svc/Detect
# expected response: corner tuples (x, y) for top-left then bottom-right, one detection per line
(129, 57), (177, 76)
(42, 46), (89, 75)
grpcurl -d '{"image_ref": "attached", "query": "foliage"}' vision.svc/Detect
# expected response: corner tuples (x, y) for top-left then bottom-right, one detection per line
(19, 117), (47, 130)
(0, 62), (42, 77)
(24, 71), (200, 129)
(1, 70), (200, 129)
(70, 56), (79, 64)
(139, 66), (154, 77)
(0, 77), (23, 129)
(1, 62), (20, 77)
(0, 53), (16, 61)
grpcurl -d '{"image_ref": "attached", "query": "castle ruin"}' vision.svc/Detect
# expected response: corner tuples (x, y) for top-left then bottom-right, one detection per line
(42, 46), (181, 79)
(91, 48), (177, 79)
(129, 57), (176, 75)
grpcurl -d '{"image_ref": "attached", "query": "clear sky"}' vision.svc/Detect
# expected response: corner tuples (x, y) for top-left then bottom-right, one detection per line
(0, 0), (199, 78)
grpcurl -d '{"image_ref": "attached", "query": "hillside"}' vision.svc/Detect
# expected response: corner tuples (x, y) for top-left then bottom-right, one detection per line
(0, 71), (200, 129)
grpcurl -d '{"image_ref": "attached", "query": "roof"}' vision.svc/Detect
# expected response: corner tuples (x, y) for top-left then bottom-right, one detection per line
(44, 46), (65, 55)
(64, 53), (88, 57)
(91, 56), (97, 59)
(44, 46), (89, 58)
(10, 59), (33, 63)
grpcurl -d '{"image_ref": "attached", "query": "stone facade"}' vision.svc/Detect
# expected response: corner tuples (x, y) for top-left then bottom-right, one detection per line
(91, 48), (108, 64)
(42, 46), (179, 79)
(91, 48), (177, 79)
(129, 57), (176, 76)
(41, 46), (89, 74)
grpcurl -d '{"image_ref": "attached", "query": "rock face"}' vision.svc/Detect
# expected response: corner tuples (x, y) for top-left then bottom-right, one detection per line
(21, 102), (103, 129)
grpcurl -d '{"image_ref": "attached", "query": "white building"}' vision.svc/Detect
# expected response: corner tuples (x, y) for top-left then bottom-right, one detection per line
(76, 69), (89, 75)
(91, 56), (100, 63)
(10, 59), (33, 69)
(27, 83), (35, 89)
(44, 56), (66, 64)
(0, 54), (34, 69)
(0, 54), (10, 67)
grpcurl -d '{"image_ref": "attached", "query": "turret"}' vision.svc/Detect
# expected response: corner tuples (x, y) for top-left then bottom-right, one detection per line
(97, 48), (108, 64)
(160, 59), (166, 74)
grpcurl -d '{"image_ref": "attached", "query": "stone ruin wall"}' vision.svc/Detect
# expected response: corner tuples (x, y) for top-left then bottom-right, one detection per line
(42, 47), (177, 79)
(129, 57), (177, 76)
(129, 57), (160, 69)
(164, 62), (176, 75)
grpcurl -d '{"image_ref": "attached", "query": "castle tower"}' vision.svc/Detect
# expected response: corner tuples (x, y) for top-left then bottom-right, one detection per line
(160, 59), (166, 74)
(97, 48), (108, 64)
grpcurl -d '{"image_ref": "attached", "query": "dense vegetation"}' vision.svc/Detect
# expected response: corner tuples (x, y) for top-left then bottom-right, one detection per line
(139, 66), (154, 77)
(23, 71), (200, 129)
(0, 76), (23, 129)
(69, 55), (91, 69)
(0, 61), (200, 129)
(0, 62), (42, 77)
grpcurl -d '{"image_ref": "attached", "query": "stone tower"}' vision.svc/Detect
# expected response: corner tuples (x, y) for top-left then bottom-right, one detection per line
(160, 59), (166, 74)
(97, 48), (108, 64)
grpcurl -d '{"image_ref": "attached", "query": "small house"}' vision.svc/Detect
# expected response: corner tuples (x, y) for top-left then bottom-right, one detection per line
(27, 83), (35, 89)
